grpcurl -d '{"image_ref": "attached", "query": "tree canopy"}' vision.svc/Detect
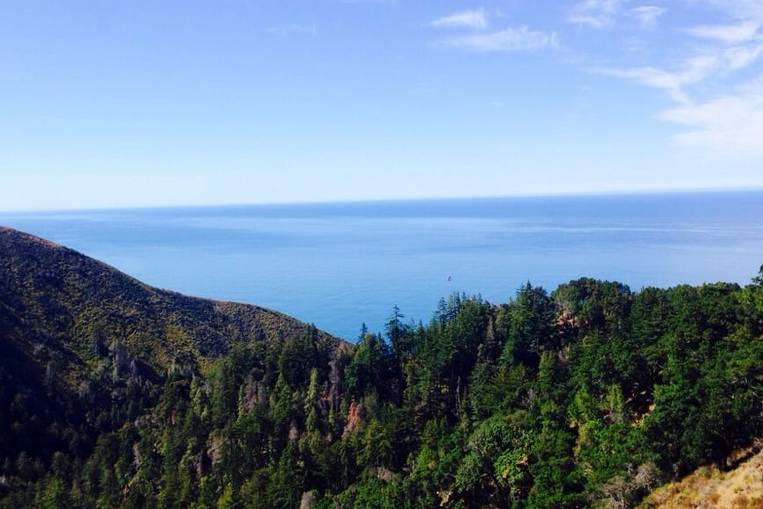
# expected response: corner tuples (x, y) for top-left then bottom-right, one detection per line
(2, 271), (763, 508)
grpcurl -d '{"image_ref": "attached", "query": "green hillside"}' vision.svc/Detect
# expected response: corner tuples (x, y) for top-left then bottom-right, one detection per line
(1, 227), (762, 508)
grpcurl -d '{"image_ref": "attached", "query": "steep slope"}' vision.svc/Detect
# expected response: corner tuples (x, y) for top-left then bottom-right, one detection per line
(0, 226), (341, 491)
(0, 226), (337, 368)
(640, 448), (763, 508)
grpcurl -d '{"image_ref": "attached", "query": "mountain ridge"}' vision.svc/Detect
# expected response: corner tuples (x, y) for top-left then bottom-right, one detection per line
(0, 226), (341, 368)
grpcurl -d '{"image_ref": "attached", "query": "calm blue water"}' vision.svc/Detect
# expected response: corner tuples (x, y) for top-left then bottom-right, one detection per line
(2, 191), (763, 339)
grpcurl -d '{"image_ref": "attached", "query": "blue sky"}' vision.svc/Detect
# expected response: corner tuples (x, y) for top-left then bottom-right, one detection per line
(2, 0), (763, 210)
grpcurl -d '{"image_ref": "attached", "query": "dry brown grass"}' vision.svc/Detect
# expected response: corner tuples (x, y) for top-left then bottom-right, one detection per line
(639, 449), (763, 509)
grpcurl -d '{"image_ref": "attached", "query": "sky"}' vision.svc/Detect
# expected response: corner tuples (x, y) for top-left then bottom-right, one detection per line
(2, 0), (763, 211)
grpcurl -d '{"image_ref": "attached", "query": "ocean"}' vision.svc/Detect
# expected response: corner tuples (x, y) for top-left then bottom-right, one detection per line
(2, 191), (762, 339)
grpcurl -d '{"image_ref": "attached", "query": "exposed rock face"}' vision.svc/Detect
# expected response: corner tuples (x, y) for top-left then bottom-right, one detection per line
(300, 490), (317, 509)
(239, 374), (268, 412)
(327, 357), (342, 417)
(207, 432), (225, 467)
(343, 401), (362, 435)
(288, 421), (300, 441)
(375, 467), (395, 482)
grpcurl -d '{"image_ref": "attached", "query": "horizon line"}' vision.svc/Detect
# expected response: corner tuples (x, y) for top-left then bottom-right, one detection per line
(2, 184), (762, 215)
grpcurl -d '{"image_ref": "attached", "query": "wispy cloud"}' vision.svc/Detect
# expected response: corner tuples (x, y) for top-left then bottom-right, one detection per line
(725, 43), (763, 70)
(593, 0), (763, 156)
(429, 9), (487, 31)
(684, 21), (760, 44)
(696, 0), (763, 23)
(336, 0), (397, 4)
(265, 24), (318, 36)
(630, 5), (666, 28)
(621, 36), (647, 53)
(660, 77), (763, 154)
(437, 26), (560, 53)
(593, 56), (718, 103)
(593, 34), (763, 103)
(569, 0), (625, 29)
(567, 0), (763, 159)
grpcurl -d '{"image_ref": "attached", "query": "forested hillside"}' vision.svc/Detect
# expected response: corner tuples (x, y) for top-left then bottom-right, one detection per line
(1, 227), (762, 508)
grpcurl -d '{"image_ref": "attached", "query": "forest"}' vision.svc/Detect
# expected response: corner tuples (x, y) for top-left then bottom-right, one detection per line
(2, 262), (763, 508)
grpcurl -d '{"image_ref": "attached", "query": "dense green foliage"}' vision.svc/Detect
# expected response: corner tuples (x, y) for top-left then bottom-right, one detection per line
(2, 267), (762, 508)
(1, 231), (762, 508)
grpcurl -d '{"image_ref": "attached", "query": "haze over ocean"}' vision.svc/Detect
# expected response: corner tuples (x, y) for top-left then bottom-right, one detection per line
(2, 190), (762, 339)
